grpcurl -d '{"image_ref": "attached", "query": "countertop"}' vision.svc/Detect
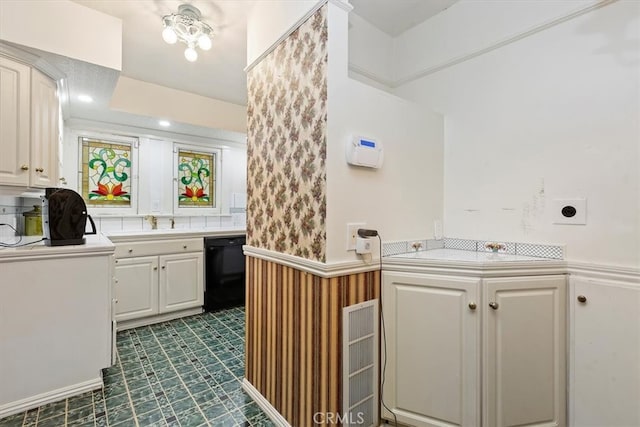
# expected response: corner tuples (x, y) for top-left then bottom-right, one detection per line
(105, 227), (246, 242)
(0, 234), (115, 261)
(384, 248), (567, 277)
(390, 248), (553, 263)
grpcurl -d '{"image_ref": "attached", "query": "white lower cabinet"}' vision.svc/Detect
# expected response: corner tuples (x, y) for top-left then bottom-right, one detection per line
(383, 271), (566, 427)
(484, 276), (566, 427)
(114, 256), (159, 321)
(159, 253), (204, 313)
(382, 272), (481, 427)
(569, 276), (640, 427)
(113, 238), (204, 327)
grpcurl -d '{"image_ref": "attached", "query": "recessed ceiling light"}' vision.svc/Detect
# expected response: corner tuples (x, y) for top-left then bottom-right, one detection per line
(159, 120), (171, 127)
(77, 94), (93, 103)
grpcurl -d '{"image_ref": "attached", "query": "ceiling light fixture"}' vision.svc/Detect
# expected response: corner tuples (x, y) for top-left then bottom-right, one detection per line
(158, 120), (171, 127)
(162, 4), (213, 62)
(78, 94), (93, 103)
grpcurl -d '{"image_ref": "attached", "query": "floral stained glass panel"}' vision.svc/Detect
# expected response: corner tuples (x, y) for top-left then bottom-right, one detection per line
(178, 150), (215, 207)
(81, 138), (132, 206)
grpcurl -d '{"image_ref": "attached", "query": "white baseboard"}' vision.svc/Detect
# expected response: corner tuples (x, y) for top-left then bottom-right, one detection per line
(242, 378), (292, 427)
(116, 307), (204, 330)
(0, 377), (103, 419)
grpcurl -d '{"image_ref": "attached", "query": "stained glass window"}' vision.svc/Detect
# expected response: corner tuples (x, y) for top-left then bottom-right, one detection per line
(177, 149), (215, 208)
(81, 137), (133, 206)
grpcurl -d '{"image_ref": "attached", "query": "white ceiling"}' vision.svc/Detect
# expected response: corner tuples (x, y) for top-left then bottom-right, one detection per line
(350, 0), (458, 36)
(40, 0), (455, 137)
(72, 0), (251, 106)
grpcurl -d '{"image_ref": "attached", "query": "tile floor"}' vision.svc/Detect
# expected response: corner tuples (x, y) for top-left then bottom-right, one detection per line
(0, 307), (273, 427)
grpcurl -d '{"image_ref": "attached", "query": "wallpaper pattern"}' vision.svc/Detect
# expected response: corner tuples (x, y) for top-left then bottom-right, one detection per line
(246, 5), (328, 262)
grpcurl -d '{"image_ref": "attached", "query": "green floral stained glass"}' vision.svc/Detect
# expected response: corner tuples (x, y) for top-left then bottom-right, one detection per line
(81, 138), (132, 206)
(178, 150), (215, 207)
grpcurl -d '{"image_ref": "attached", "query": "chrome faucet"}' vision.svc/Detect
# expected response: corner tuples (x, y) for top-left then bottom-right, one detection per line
(145, 215), (158, 230)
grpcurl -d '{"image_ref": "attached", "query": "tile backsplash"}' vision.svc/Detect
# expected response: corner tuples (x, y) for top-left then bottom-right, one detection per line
(383, 237), (564, 260)
(89, 213), (245, 234)
(0, 194), (246, 240)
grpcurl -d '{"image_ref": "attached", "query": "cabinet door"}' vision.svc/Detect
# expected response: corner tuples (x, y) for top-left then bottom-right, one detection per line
(382, 272), (481, 427)
(159, 252), (204, 313)
(484, 275), (566, 427)
(570, 277), (640, 427)
(0, 56), (30, 186)
(113, 256), (159, 321)
(30, 68), (59, 188)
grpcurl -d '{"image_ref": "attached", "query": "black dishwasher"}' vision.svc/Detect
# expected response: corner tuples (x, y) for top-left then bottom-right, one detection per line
(204, 235), (246, 311)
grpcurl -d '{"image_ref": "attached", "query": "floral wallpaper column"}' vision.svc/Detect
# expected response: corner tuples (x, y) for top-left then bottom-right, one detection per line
(246, 6), (328, 262)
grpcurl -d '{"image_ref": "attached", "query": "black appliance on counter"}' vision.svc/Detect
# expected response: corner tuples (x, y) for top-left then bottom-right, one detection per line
(42, 188), (96, 246)
(204, 235), (246, 311)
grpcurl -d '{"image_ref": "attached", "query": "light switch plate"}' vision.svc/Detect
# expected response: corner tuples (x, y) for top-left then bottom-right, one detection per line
(552, 198), (586, 225)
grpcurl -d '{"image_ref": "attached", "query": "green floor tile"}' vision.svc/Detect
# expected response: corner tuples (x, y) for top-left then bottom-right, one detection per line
(3, 309), (267, 427)
(175, 408), (206, 427)
(36, 413), (66, 427)
(135, 408), (165, 425)
(0, 412), (24, 427)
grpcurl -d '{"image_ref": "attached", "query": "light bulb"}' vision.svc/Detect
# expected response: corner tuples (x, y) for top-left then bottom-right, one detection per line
(197, 34), (212, 51)
(184, 46), (198, 62)
(162, 27), (178, 44)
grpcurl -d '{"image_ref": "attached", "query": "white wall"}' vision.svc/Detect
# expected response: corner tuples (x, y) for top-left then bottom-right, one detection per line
(110, 77), (247, 134)
(326, 3), (444, 263)
(246, 0), (320, 66)
(347, 12), (394, 88)
(0, 0), (121, 70)
(394, 0), (640, 268)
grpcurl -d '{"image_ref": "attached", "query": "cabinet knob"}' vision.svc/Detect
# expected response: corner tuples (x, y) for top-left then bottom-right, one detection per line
(489, 302), (499, 310)
(114, 299), (118, 303)
(128, 249), (133, 253)
(162, 266), (166, 269)
(468, 302), (477, 310)
(20, 164), (29, 171)
(183, 245), (187, 249)
(35, 167), (44, 173)
(153, 266), (158, 271)
(577, 295), (587, 303)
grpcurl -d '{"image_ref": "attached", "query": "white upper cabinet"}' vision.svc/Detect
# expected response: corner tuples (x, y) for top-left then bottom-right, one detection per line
(0, 55), (59, 189)
(0, 55), (31, 186)
(29, 68), (59, 188)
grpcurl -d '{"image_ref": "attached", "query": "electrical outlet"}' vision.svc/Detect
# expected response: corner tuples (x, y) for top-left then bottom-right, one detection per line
(346, 222), (366, 250)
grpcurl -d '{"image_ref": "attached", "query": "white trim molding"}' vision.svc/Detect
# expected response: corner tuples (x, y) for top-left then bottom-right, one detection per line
(0, 377), (103, 419)
(242, 378), (292, 427)
(243, 245), (380, 278)
(349, 0), (618, 89)
(567, 261), (640, 284)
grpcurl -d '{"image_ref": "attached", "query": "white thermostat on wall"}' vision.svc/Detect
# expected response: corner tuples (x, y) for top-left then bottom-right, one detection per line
(346, 136), (383, 169)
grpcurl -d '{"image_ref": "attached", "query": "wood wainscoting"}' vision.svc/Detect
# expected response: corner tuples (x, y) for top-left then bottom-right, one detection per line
(245, 256), (380, 427)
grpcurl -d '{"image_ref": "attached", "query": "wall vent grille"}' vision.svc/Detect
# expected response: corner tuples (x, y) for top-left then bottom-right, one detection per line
(343, 299), (378, 427)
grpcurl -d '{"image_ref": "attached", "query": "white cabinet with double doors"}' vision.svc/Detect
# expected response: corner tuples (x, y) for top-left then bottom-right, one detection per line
(0, 54), (59, 188)
(112, 237), (203, 328)
(382, 257), (566, 427)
